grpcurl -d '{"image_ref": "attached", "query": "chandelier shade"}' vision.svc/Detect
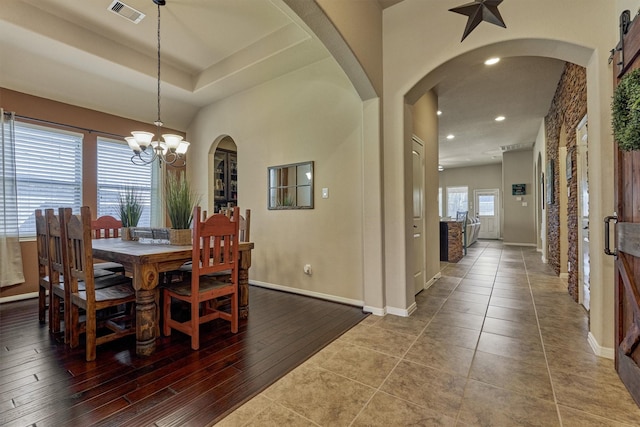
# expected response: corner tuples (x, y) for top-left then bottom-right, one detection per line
(125, 0), (189, 166)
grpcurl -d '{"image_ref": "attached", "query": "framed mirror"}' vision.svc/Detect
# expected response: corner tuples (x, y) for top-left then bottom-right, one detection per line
(268, 161), (314, 209)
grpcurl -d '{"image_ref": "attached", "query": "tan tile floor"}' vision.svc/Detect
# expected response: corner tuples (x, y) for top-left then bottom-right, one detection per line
(217, 241), (640, 426)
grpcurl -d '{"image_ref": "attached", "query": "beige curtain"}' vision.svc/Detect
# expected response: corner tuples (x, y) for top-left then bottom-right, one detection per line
(1, 109), (25, 287)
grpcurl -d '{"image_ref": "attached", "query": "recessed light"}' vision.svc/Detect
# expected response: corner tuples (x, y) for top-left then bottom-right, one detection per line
(495, 115), (506, 121)
(446, 134), (455, 140)
(438, 165), (444, 171)
(484, 57), (500, 65)
(437, 110), (442, 116)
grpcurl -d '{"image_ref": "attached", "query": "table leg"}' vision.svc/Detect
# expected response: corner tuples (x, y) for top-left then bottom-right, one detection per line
(239, 249), (252, 319)
(135, 288), (157, 356)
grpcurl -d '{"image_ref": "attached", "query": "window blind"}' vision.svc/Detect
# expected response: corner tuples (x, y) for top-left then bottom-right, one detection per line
(97, 138), (152, 227)
(14, 122), (82, 237)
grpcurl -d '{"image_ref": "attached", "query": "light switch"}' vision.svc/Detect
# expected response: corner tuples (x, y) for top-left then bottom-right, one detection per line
(322, 188), (329, 199)
(522, 201), (528, 207)
(516, 196), (522, 201)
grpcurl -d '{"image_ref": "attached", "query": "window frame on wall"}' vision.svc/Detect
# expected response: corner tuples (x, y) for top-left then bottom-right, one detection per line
(13, 121), (83, 238)
(446, 186), (469, 218)
(97, 137), (153, 227)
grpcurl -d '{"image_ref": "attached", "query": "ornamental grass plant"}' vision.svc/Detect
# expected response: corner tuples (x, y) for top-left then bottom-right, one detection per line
(166, 172), (201, 229)
(118, 185), (143, 228)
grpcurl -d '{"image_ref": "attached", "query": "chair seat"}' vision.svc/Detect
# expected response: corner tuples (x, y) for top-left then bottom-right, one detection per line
(166, 276), (232, 297)
(76, 283), (135, 303)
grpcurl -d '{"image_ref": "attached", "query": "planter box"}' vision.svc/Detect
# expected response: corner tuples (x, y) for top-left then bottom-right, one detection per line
(169, 228), (192, 246)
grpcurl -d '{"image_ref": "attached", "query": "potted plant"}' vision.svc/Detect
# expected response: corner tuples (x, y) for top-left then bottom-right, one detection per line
(118, 185), (143, 240)
(166, 171), (201, 245)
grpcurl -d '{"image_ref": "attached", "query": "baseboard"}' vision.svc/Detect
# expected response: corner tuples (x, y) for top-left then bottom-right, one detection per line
(503, 242), (537, 247)
(424, 272), (442, 290)
(362, 306), (385, 316)
(541, 256), (547, 263)
(250, 280), (365, 309)
(387, 301), (417, 317)
(588, 332), (615, 359)
(0, 291), (38, 304)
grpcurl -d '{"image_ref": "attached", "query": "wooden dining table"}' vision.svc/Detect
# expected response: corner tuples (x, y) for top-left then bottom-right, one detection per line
(92, 238), (254, 357)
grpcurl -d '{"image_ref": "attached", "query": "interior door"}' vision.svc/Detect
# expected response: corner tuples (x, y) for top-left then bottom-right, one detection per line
(412, 138), (425, 295)
(475, 189), (500, 239)
(608, 12), (640, 407)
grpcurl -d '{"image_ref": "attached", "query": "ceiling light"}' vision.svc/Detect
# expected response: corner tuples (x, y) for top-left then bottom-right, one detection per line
(437, 110), (442, 116)
(125, 0), (190, 166)
(495, 115), (505, 121)
(484, 57), (500, 65)
(446, 134), (455, 140)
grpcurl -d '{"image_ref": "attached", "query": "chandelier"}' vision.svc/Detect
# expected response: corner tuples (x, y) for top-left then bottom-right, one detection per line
(125, 0), (189, 166)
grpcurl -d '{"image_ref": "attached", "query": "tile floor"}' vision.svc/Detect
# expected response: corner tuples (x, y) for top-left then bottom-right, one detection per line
(217, 241), (640, 426)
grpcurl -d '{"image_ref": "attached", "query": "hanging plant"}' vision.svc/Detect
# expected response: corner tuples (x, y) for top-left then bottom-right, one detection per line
(612, 68), (640, 151)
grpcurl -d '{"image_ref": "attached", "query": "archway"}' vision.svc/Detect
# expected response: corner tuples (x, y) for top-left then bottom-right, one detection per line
(208, 135), (238, 214)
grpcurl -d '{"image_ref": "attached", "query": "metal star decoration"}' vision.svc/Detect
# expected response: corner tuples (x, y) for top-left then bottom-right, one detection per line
(449, 0), (507, 42)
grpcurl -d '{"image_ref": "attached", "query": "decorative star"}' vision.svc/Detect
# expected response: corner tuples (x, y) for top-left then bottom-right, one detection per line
(449, 0), (507, 42)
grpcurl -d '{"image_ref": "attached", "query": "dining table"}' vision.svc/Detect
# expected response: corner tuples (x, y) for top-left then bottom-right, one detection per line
(92, 238), (254, 357)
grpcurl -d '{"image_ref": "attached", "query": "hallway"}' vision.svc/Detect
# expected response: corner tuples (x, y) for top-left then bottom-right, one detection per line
(219, 241), (640, 426)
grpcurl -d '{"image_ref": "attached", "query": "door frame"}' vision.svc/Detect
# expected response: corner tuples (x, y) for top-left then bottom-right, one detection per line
(474, 188), (500, 239)
(412, 136), (425, 295)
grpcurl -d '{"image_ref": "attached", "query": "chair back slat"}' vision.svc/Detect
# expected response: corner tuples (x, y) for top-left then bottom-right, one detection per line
(192, 206), (239, 279)
(63, 207), (95, 298)
(91, 215), (122, 239)
(35, 210), (48, 276)
(45, 209), (65, 283)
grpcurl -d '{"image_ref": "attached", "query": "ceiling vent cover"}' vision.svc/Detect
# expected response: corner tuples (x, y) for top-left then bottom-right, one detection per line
(500, 143), (532, 153)
(108, 1), (145, 24)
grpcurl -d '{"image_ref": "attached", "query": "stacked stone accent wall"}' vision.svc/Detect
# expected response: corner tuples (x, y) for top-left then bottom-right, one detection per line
(544, 63), (587, 301)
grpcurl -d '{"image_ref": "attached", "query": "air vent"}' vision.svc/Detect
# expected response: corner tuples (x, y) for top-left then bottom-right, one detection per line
(108, 1), (145, 24)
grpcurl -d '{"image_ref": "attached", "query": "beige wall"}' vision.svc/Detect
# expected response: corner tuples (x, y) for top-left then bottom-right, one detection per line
(502, 150), (536, 245)
(186, 57), (365, 304)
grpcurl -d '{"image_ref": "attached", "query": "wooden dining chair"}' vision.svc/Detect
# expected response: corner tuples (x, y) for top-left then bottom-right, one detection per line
(163, 206), (240, 350)
(91, 215), (125, 273)
(63, 206), (136, 361)
(43, 209), (69, 339)
(36, 209), (50, 325)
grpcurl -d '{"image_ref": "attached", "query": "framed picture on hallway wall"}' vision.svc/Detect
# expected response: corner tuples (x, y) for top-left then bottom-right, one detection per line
(546, 159), (554, 205)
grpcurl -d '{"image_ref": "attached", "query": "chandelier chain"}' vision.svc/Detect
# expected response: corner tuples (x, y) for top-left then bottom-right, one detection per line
(156, 2), (162, 128)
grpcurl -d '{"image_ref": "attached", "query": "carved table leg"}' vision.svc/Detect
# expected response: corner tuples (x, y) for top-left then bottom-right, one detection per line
(135, 289), (157, 356)
(239, 249), (252, 319)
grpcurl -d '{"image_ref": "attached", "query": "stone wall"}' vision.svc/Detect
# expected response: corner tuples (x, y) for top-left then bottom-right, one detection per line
(544, 63), (587, 301)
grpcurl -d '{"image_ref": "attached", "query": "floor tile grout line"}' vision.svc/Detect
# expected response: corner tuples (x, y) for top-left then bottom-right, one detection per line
(523, 247), (564, 426)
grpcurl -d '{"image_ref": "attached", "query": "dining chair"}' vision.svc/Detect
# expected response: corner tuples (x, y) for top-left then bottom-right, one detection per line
(91, 215), (125, 273)
(456, 210), (468, 255)
(44, 209), (69, 339)
(63, 206), (136, 361)
(163, 206), (240, 350)
(36, 209), (50, 325)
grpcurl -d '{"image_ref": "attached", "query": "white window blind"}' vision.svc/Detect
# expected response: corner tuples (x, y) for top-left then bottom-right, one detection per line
(14, 122), (82, 237)
(97, 138), (152, 226)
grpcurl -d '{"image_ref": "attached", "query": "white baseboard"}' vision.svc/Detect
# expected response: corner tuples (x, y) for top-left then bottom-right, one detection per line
(363, 306), (385, 316)
(504, 242), (537, 247)
(541, 256), (547, 264)
(250, 280), (364, 308)
(588, 332), (615, 359)
(424, 272), (441, 290)
(0, 291), (38, 304)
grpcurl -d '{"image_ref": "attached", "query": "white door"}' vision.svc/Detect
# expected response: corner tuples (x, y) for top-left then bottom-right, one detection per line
(412, 138), (425, 295)
(475, 189), (500, 239)
(577, 116), (590, 310)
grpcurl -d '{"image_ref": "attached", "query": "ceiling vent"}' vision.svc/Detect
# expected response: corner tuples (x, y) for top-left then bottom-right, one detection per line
(500, 143), (532, 153)
(108, 1), (145, 24)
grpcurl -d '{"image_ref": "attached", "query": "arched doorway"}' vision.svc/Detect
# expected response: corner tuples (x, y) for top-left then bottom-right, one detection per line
(208, 136), (238, 213)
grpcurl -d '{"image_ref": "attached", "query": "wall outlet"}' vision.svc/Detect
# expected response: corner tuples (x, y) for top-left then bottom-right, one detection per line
(304, 264), (312, 275)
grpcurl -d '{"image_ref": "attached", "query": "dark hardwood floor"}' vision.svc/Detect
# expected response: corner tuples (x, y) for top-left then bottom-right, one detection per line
(0, 286), (368, 426)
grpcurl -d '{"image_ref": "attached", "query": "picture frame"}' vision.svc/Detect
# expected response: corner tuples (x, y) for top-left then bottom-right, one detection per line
(546, 159), (554, 205)
(512, 184), (526, 195)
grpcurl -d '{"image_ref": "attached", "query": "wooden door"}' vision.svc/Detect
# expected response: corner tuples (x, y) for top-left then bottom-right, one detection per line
(412, 138), (425, 295)
(610, 11), (640, 407)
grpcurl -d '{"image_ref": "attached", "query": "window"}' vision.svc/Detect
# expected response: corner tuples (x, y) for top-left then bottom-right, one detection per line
(446, 186), (468, 218)
(438, 187), (443, 217)
(478, 194), (495, 216)
(14, 122), (82, 237)
(97, 138), (152, 226)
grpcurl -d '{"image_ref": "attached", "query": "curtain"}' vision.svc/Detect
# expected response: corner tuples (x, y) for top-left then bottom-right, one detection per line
(0, 109), (25, 287)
